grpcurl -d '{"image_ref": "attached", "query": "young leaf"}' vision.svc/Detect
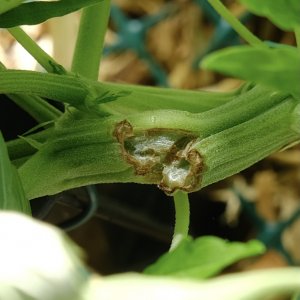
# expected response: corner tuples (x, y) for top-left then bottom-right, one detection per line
(201, 45), (300, 98)
(0, 132), (31, 214)
(144, 236), (265, 279)
(0, 0), (103, 28)
(18, 136), (43, 151)
(239, 0), (300, 31)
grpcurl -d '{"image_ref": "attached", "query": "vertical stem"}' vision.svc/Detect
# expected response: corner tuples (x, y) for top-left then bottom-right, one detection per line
(71, 0), (111, 79)
(7, 27), (66, 74)
(295, 27), (300, 50)
(208, 0), (266, 48)
(69, 2), (110, 230)
(169, 192), (190, 251)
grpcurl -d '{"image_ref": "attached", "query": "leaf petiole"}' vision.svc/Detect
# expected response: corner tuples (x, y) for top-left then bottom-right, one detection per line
(295, 27), (300, 50)
(170, 192), (190, 251)
(208, 0), (267, 48)
(7, 27), (66, 74)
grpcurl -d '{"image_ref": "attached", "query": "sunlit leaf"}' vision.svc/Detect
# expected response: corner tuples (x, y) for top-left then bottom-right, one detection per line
(0, 0), (103, 28)
(144, 236), (265, 279)
(201, 45), (300, 98)
(0, 133), (30, 214)
(239, 0), (300, 31)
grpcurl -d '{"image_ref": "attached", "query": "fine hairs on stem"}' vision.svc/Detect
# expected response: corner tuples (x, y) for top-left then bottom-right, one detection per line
(169, 191), (190, 251)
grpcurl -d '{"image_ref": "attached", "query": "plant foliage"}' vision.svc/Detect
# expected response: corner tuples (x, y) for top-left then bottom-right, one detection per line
(0, 0), (103, 28)
(0, 133), (30, 214)
(239, 0), (300, 31)
(202, 45), (300, 98)
(144, 236), (265, 278)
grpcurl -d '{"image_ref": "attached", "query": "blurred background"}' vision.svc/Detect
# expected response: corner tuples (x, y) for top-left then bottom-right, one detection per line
(0, 0), (299, 275)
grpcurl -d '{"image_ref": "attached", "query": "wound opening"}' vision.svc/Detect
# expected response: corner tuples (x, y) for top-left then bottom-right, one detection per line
(114, 120), (204, 194)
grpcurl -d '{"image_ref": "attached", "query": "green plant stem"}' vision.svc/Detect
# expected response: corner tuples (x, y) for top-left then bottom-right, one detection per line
(295, 27), (300, 49)
(71, 0), (111, 79)
(0, 0), (22, 14)
(98, 80), (240, 115)
(197, 97), (300, 188)
(0, 69), (237, 115)
(0, 71), (287, 132)
(0, 62), (62, 123)
(8, 94), (62, 123)
(7, 27), (66, 74)
(208, 0), (266, 48)
(7, 129), (53, 165)
(2, 72), (298, 199)
(16, 92), (299, 199)
(1, 27), (64, 126)
(0, 72), (295, 137)
(170, 192), (190, 251)
(0, 70), (87, 108)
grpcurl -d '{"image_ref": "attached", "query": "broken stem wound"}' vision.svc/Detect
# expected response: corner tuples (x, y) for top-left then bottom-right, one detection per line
(114, 120), (204, 194)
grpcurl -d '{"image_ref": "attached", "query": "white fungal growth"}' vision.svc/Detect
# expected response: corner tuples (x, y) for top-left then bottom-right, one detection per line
(129, 135), (175, 167)
(162, 161), (190, 191)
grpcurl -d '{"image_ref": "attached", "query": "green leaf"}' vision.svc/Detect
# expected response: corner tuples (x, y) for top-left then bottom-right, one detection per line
(0, 0), (103, 28)
(0, 132), (31, 214)
(292, 292), (300, 300)
(0, 0), (23, 14)
(239, 0), (300, 31)
(94, 91), (132, 104)
(144, 236), (265, 279)
(201, 45), (300, 98)
(18, 136), (43, 150)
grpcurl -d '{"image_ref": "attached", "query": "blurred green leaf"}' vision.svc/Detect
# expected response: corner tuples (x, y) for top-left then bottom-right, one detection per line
(144, 236), (265, 279)
(202, 45), (300, 98)
(0, 0), (103, 28)
(239, 0), (300, 31)
(90, 268), (300, 300)
(292, 292), (300, 300)
(0, 133), (30, 214)
(0, 0), (23, 14)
